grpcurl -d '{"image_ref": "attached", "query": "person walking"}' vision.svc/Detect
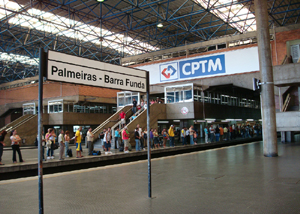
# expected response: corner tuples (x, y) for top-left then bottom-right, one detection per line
(122, 126), (130, 153)
(181, 127), (186, 145)
(75, 126), (83, 158)
(10, 130), (24, 163)
(114, 127), (120, 149)
(135, 127), (141, 151)
(87, 127), (94, 155)
(168, 125), (175, 147)
(58, 129), (65, 160)
(46, 128), (56, 159)
(64, 130), (70, 157)
(0, 131), (7, 165)
(204, 126), (209, 143)
(189, 125), (194, 145)
(132, 98), (137, 114)
(119, 110), (126, 128)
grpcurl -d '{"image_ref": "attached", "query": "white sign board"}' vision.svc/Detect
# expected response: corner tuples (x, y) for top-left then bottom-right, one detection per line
(47, 51), (147, 92)
(136, 46), (259, 85)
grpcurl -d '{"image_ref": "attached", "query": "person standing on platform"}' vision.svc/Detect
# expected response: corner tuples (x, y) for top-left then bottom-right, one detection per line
(189, 125), (194, 145)
(114, 127), (120, 149)
(104, 127), (112, 155)
(100, 128), (106, 151)
(215, 126), (220, 142)
(150, 128), (154, 149)
(132, 98), (137, 114)
(10, 130), (24, 163)
(223, 126), (228, 141)
(143, 128), (148, 150)
(209, 125), (215, 143)
(193, 131), (198, 145)
(204, 126), (209, 143)
(87, 127), (94, 155)
(162, 128), (168, 148)
(122, 127), (130, 153)
(229, 125), (233, 140)
(119, 110), (126, 129)
(135, 127), (141, 151)
(181, 127), (186, 145)
(144, 101), (148, 110)
(153, 129), (159, 149)
(168, 125), (175, 147)
(0, 131), (7, 165)
(64, 130), (70, 157)
(137, 124), (144, 150)
(75, 126), (83, 158)
(58, 129), (65, 160)
(46, 128), (56, 159)
(219, 126), (224, 141)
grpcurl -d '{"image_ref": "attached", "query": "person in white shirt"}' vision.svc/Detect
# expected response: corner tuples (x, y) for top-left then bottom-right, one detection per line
(10, 130), (24, 163)
(87, 127), (94, 156)
(58, 129), (65, 160)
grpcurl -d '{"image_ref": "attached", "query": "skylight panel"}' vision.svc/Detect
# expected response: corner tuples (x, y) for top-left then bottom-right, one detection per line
(193, 0), (256, 32)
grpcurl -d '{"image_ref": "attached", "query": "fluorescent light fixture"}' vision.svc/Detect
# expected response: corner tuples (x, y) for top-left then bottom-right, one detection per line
(221, 120), (229, 122)
(157, 121), (169, 124)
(259, 119), (263, 122)
(205, 118), (216, 121)
(225, 119), (234, 121)
(246, 119), (254, 121)
(97, 0), (105, 2)
(196, 120), (206, 122)
(157, 23), (163, 28)
(235, 119), (243, 121)
(30, 81), (36, 84)
(173, 120), (180, 122)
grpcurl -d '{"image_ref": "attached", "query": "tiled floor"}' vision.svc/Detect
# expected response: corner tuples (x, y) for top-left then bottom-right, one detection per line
(0, 140), (300, 213)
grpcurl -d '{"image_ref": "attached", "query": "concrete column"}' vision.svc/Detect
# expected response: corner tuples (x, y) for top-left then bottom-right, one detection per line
(254, 0), (278, 157)
(278, 88), (286, 143)
(286, 131), (292, 143)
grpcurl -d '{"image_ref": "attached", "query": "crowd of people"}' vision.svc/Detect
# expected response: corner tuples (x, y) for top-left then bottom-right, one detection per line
(0, 122), (262, 165)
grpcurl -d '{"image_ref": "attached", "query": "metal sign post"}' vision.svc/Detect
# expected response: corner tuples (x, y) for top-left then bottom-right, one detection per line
(38, 48), (46, 214)
(146, 72), (151, 198)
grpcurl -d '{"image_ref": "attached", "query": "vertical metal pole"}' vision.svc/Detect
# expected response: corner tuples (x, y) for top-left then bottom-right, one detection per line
(38, 48), (44, 213)
(254, 0), (278, 157)
(146, 72), (151, 198)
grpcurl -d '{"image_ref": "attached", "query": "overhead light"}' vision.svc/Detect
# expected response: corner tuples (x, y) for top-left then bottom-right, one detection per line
(31, 80), (36, 84)
(157, 23), (163, 28)
(97, 0), (105, 2)
(173, 120), (180, 122)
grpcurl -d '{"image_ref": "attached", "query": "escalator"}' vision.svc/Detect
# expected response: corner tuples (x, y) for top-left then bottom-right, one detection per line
(92, 105), (134, 142)
(1, 114), (37, 145)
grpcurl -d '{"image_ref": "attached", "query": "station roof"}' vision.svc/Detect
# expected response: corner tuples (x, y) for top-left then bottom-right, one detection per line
(0, 0), (299, 83)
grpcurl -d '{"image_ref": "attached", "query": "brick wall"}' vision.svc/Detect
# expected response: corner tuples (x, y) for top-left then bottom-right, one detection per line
(0, 81), (119, 105)
(272, 28), (300, 66)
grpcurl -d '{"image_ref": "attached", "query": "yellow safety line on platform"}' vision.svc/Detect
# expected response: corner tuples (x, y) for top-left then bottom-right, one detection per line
(0, 142), (259, 185)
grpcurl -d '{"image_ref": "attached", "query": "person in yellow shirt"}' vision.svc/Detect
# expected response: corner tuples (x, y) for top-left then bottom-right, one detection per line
(168, 125), (175, 147)
(75, 126), (83, 158)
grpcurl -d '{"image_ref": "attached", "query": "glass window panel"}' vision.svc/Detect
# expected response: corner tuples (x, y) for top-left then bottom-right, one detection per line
(184, 90), (192, 101)
(175, 91), (180, 102)
(167, 92), (174, 103)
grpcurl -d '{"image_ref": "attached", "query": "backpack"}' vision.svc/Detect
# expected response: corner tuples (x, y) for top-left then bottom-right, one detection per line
(92, 150), (101, 155)
(67, 149), (73, 157)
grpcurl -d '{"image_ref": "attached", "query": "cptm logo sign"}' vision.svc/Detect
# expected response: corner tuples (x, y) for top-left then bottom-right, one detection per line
(160, 62), (178, 82)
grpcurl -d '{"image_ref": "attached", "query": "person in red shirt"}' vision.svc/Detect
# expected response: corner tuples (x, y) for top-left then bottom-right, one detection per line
(229, 125), (233, 140)
(119, 110), (126, 128)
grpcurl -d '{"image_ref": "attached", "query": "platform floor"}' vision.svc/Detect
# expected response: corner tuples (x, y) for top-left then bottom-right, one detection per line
(0, 141), (300, 214)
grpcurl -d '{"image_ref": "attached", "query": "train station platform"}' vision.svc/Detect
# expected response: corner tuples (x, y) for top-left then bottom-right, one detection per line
(0, 140), (300, 213)
(0, 137), (261, 180)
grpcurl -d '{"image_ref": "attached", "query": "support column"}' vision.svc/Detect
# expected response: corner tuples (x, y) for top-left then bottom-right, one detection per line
(254, 0), (278, 157)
